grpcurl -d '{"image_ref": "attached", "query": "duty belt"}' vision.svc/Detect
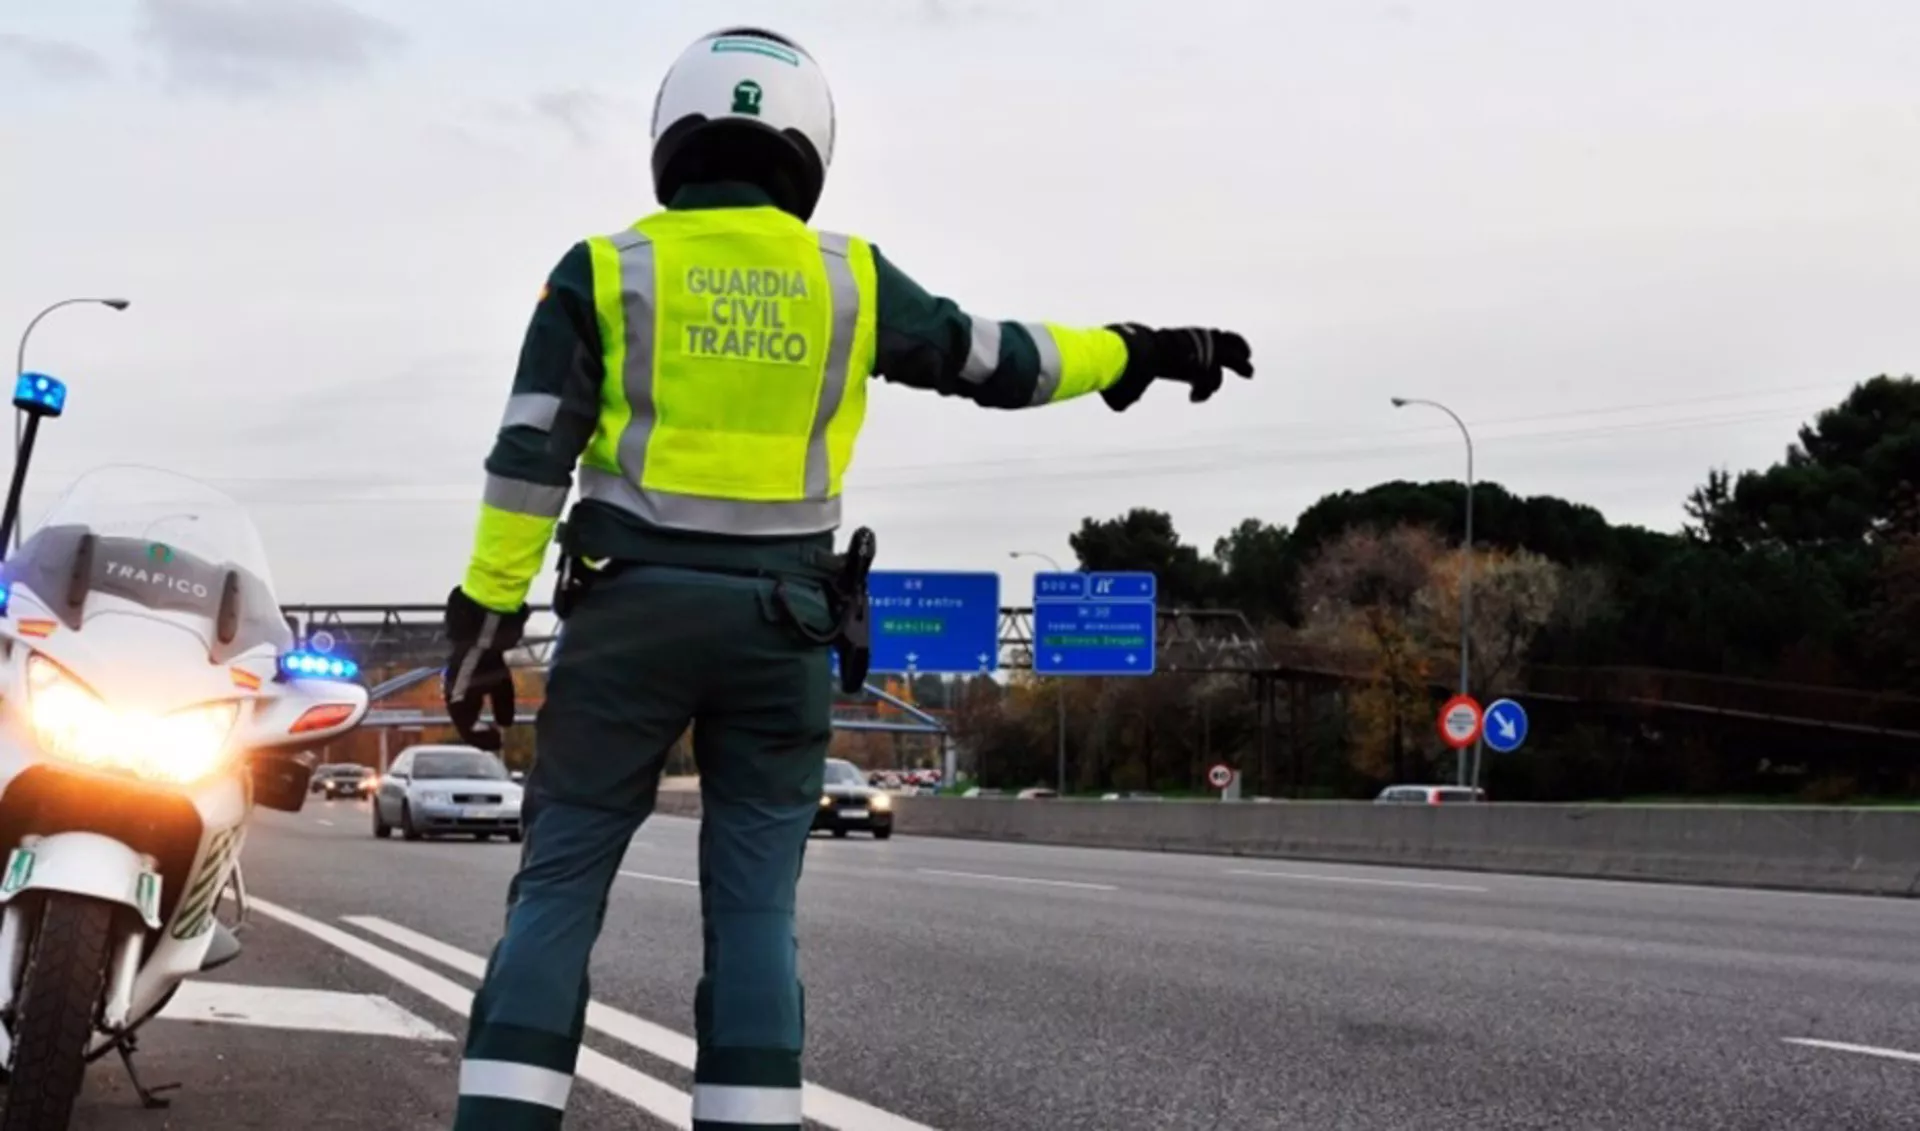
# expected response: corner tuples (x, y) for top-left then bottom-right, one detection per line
(552, 524), (877, 695)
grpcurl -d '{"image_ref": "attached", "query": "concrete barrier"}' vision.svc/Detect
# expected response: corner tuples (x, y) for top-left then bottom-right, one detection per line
(883, 798), (1920, 897)
(644, 789), (1920, 897)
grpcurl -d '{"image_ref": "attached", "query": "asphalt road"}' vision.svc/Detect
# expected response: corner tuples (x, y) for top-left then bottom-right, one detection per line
(67, 795), (1920, 1130)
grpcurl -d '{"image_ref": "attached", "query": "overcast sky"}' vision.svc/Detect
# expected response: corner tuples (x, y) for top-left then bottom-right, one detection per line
(4, 0), (1917, 603)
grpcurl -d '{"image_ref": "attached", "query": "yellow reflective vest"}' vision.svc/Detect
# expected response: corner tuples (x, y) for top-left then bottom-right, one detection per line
(579, 206), (876, 538)
(461, 186), (1135, 614)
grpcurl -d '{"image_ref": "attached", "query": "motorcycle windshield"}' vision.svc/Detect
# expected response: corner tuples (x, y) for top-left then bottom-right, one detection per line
(4, 466), (289, 662)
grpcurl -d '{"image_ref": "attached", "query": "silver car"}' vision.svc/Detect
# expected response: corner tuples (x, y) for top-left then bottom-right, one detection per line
(372, 744), (524, 842)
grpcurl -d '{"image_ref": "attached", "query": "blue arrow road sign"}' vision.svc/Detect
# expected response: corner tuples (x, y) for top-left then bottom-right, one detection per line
(1482, 698), (1529, 753)
(1031, 571), (1157, 676)
(865, 570), (1001, 675)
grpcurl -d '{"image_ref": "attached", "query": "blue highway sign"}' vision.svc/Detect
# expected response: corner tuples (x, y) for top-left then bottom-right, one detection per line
(1482, 698), (1529, 753)
(866, 570), (1001, 675)
(1031, 571), (1157, 676)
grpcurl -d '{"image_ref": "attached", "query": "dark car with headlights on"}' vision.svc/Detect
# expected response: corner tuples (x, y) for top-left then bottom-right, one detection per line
(315, 763), (376, 800)
(813, 758), (892, 839)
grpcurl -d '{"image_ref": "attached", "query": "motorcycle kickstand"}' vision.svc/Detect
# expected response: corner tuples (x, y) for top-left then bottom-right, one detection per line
(111, 1032), (179, 1109)
(224, 861), (252, 935)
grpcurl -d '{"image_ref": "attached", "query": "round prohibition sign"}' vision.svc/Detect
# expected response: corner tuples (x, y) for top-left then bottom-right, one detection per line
(1437, 695), (1483, 749)
(1207, 763), (1234, 789)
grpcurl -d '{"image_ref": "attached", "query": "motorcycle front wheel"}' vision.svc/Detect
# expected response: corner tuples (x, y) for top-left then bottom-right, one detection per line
(2, 895), (116, 1130)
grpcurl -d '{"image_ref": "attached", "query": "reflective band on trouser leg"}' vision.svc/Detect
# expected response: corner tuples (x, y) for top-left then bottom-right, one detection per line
(693, 1083), (804, 1126)
(459, 1059), (574, 1110)
(1025, 323), (1130, 405)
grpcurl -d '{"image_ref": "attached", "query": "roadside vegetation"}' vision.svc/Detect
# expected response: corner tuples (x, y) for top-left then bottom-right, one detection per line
(948, 376), (1920, 803)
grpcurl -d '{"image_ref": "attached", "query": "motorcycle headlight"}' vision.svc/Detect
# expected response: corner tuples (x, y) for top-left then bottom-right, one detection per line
(27, 655), (239, 786)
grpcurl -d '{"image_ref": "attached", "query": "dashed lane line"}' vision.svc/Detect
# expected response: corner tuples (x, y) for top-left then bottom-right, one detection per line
(1224, 868), (1491, 893)
(1783, 1037), (1920, 1065)
(619, 870), (699, 888)
(915, 868), (1117, 892)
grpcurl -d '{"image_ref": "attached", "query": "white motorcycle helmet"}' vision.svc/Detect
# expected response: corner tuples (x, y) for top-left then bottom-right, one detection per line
(651, 27), (837, 220)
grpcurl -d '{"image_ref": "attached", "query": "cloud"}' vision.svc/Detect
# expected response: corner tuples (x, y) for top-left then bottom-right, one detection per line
(440, 88), (640, 154)
(0, 33), (111, 83)
(135, 0), (403, 95)
(529, 88), (607, 146)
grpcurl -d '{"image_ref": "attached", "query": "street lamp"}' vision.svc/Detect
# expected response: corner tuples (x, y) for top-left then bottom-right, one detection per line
(14, 297), (129, 547)
(1009, 550), (1069, 794)
(17, 296), (130, 385)
(1390, 396), (1477, 787)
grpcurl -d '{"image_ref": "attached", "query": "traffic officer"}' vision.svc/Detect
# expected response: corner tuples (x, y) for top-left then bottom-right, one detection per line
(441, 25), (1254, 1130)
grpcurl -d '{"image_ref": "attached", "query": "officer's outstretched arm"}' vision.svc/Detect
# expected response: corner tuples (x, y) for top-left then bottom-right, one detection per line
(868, 246), (1128, 409)
(460, 242), (605, 614)
(868, 247), (1253, 411)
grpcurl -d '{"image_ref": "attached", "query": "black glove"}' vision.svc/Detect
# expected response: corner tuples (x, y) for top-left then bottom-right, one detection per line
(1100, 324), (1255, 412)
(443, 586), (530, 753)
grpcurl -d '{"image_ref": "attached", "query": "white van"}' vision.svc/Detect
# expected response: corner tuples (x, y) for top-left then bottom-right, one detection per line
(1375, 785), (1487, 804)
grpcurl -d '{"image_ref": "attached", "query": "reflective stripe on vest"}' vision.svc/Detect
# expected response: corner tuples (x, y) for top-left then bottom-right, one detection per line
(581, 209), (874, 538)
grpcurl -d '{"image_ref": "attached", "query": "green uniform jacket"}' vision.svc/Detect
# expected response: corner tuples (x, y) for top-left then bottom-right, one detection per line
(464, 181), (1131, 612)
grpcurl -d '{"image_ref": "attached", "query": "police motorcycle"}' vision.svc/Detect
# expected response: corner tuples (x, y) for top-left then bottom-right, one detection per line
(0, 397), (366, 1127)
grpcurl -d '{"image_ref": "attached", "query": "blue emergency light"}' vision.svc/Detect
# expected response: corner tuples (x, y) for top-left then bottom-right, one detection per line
(280, 651), (359, 681)
(12, 373), (68, 418)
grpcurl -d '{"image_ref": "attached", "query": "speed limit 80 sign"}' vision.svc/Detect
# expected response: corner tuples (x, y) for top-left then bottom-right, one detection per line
(1437, 695), (1483, 749)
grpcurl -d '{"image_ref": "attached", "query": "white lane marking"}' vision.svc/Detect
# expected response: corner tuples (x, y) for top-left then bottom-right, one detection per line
(619, 870), (698, 888)
(1784, 1038), (1920, 1065)
(316, 820), (335, 827)
(1225, 869), (1490, 894)
(344, 916), (939, 1131)
(250, 898), (693, 1129)
(916, 868), (1117, 892)
(160, 981), (449, 1040)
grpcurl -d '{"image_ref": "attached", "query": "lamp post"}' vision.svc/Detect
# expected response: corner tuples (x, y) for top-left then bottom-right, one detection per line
(14, 297), (130, 547)
(1390, 396), (1477, 787)
(16, 297), (130, 408)
(1010, 550), (1069, 794)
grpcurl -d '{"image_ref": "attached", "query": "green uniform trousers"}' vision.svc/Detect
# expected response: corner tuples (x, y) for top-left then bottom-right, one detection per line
(452, 564), (834, 1130)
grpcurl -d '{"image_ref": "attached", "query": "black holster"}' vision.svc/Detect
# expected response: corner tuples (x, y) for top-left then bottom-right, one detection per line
(773, 526), (876, 694)
(552, 523), (587, 621)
